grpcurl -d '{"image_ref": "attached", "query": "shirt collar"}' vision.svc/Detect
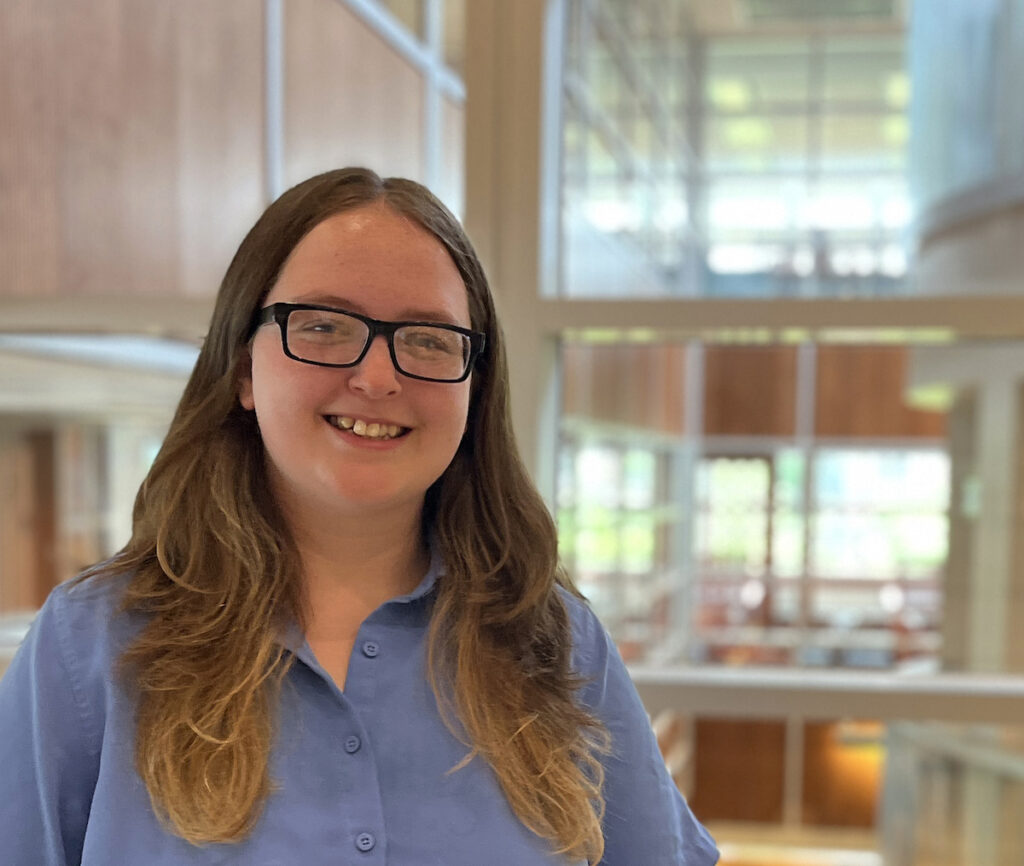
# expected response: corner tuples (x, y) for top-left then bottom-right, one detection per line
(388, 540), (444, 605)
(277, 540), (444, 654)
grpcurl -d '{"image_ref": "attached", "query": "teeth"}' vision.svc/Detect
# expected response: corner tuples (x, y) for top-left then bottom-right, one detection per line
(330, 416), (405, 440)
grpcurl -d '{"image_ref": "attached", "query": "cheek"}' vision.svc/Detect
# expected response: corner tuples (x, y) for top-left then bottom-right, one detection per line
(249, 354), (321, 428)
(450, 386), (472, 435)
(421, 387), (471, 453)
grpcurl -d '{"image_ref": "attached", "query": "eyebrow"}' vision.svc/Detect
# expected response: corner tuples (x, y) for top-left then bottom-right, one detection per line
(290, 293), (463, 325)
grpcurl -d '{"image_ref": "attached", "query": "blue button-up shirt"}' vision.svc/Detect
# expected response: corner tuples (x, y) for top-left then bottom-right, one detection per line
(0, 556), (718, 865)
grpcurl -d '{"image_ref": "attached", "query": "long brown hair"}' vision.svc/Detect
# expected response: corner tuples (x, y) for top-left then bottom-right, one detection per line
(90, 168), (610, 862)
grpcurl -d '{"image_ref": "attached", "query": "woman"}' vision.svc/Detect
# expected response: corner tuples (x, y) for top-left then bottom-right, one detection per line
(0, 168), (718, 865)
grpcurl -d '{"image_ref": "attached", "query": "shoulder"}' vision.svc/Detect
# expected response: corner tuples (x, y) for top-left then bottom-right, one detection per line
(16, 571), (138, 723)
(555, 587), (721, 865)
(556, 586), (620, 707)
(47, 571), (137, 666)
(0, 570), (138, 864)
(557, 586), (607, 661)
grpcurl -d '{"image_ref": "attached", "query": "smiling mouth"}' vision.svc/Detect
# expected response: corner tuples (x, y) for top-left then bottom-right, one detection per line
(326, 415), (410, 441)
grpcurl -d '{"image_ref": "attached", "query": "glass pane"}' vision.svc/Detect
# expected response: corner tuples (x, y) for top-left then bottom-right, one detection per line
(822, 35), (906, 104)
(621, 517), (656, 573)
(560, 339), (957, 673)
(622, 448), (657, 509)
(772, 509), (805, 578)
(560, 0), (693, 297)
(696, 457), (771, 576)
(811, 450), (949, 582)
(706, 39), (812, 109)
(376, 0), (422, 37)
(560, 4), (913, 297)
(772, 581), (801, 626)
(706, 115), (809, 173)
(815, 450), (950, 509)
(821, 113), (907, 171)
(576, 445), (621, 508)
(442, 0), (464, 74)
(707, 177), (805, 234)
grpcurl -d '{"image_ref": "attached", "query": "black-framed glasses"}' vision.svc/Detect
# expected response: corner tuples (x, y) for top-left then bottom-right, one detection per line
(251, 302), (486, 383)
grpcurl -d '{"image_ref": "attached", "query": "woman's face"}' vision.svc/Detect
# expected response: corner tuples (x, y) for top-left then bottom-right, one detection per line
(238, 203), (473, 525)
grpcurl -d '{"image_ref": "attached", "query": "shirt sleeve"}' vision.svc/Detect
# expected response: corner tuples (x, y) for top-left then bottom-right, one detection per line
(0, 586), (100, 866)
(569, 595), (719, 866)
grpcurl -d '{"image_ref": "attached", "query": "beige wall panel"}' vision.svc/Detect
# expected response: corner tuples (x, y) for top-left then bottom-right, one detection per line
(175, 0), (266, 298)
(0, 0), (62, 298)
(0, 0), (264, 301)
(439, 98), (465, 216)
(284, 0), (423, 186)
(917, 201), (1024, 296)
(943, 391), (975, 672)
(1010, 384), (1024, 673)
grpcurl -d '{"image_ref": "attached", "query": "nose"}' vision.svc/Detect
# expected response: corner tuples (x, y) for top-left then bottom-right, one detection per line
(348, 335), (401, 397)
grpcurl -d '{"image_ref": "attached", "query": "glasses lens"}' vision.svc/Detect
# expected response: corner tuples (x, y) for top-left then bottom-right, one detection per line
(286, 309), (368, 365)
(394, 325), (469, 380)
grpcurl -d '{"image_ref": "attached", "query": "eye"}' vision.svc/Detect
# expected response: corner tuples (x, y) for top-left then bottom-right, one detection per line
(400, 327), (462, 355)
(289, 311), (363, 342)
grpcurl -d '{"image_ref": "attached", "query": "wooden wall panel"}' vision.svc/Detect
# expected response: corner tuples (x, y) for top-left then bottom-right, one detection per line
(0, 0), (62, 298)
(175, 0), (266, 298)
(28, 431), (58, 605)
(0, 0), (265, 300)
(690, 718), (786, 822)
(703, 345), (797, 436)
(0, 427), (58, 611)
(800, 721), (882, 827)
(56, 425), (106, 582)
(58, 0), (180, 298)
(815, 346), (947, 438)
(0, 431), (40, 612)
(284, 0), (424, 187)
(562, 343), (687, 435)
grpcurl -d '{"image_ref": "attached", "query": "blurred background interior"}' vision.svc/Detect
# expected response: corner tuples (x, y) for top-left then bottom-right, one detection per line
(3, 1), (1024, 863)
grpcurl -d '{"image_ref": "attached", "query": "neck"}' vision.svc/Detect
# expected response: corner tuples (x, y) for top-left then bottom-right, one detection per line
(281, 498), (430, 637)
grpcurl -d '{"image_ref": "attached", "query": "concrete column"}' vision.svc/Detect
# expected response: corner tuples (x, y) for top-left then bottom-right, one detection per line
(965, 379), (1019, 673)
(908, 345), (1024, 674)
(910, 347), (1024, 866)
(462, 0), (561, 499)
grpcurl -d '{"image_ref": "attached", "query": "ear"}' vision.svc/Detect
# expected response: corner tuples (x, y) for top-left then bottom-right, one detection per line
(237, 350), (255, 411)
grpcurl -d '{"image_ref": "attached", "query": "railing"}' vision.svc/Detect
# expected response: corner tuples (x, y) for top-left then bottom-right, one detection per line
(7, 611), (1024, 863)
(628, 665), (1024, 724)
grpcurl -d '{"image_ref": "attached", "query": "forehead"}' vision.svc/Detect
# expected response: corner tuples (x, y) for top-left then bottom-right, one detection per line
(267, 204), (470, 324)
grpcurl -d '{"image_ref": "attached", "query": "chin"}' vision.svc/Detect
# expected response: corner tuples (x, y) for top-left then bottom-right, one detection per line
(327, 483), (423, 514)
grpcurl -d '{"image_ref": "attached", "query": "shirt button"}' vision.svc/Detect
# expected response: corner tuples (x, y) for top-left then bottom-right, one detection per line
(361, 640), (380, 658)
(344, 735), (361, 754)
(355, 832), (376, 852)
